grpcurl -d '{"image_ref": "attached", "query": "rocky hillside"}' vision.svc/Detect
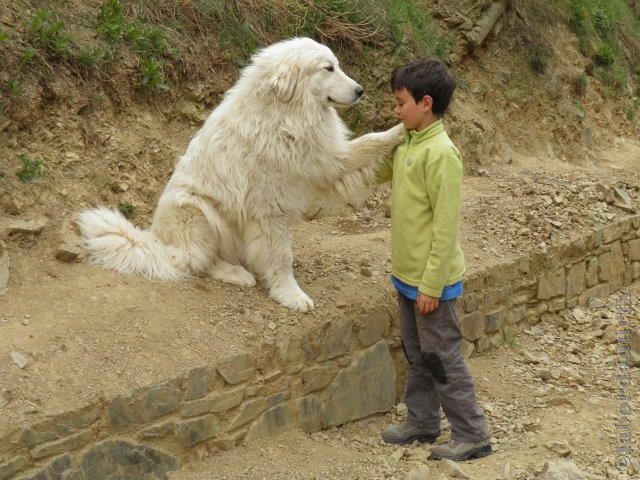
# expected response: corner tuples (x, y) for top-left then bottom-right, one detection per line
(1, 0), (639, 167)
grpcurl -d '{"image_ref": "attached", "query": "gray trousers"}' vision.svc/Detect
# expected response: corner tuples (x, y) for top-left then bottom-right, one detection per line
(398, 293), (489, 443)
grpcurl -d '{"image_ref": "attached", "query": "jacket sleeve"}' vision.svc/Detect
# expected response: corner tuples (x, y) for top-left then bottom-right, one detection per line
(418, 150), (462, 297)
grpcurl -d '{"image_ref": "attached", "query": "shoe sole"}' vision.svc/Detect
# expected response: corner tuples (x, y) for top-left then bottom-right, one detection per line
(428, 444), (492, 461)
(382, 434), (439, 445)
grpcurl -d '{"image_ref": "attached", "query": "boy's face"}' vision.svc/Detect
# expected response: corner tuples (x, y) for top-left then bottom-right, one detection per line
(394, 88), (433, 131)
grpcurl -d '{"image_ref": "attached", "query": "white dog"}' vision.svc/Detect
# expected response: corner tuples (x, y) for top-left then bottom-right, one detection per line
(77, 37), (403, 311)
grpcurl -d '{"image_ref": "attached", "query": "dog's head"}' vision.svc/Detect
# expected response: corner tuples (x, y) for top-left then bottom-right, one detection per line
(253, 37), (364, 107)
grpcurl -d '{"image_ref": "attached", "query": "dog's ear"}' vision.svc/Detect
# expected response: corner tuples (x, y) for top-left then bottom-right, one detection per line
(271, 63), (300, 102)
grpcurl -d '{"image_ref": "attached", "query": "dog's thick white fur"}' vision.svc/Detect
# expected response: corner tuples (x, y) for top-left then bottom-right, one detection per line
(77, 37), (403, 311)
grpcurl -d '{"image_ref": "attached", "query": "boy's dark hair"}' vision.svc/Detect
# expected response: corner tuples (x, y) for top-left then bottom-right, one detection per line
(390, 58), (456, 116)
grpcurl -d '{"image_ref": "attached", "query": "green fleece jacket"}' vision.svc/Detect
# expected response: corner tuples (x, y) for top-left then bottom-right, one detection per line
(377, 119), (465, 297)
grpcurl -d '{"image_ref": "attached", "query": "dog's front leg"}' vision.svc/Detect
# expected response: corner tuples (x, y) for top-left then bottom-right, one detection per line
(340, 123), (405, 171)
(243, 218), (314, 312)
(323, 124), (404, 206)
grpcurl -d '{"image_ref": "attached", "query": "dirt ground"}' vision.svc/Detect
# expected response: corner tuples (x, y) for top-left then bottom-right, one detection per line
(170, 286), (640, 480)
(1, 124), (639, 430)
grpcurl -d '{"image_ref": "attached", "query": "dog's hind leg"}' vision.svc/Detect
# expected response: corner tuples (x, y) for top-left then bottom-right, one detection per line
(182, 195), (257, 287)
(242, 218), (314, 312)
(208, 260), (256, 287)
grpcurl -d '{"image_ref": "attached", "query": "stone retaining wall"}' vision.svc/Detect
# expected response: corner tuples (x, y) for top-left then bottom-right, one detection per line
(457, 214), (640, 356)
(1, 214), (639, 480)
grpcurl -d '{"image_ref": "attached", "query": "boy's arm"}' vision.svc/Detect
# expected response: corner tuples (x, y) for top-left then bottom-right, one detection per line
(418, 150), (462, 297)
(375, 151), (394, 184)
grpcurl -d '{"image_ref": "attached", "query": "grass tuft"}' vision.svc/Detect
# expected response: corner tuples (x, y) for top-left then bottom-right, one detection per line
(7, 79), (22, 97)
(16, 154), (42, 182)
(117, 202), (136, 219)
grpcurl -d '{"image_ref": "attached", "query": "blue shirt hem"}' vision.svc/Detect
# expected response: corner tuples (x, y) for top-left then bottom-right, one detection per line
(391, 276), (463, 301)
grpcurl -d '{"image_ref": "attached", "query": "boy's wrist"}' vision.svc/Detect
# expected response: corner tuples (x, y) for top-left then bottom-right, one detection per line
(418, 285), (443, 298)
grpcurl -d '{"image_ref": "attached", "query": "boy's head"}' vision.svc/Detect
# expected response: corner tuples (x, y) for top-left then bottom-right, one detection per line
(390, 58), (455, 131)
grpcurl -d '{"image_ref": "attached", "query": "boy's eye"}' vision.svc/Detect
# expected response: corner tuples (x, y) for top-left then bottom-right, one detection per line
(324, 65), (334, 72)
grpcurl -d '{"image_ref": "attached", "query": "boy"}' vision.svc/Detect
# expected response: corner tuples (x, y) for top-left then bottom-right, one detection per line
(377, 58), (491, 461)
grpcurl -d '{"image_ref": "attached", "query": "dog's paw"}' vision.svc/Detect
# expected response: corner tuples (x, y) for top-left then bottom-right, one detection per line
(210, 264), (257, 287)
(384, 123), (405, 144)
(271, 287), (315, 312)
(232, 271), (257, 287)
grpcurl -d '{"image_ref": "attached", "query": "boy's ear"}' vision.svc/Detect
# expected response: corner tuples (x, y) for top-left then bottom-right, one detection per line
(421, 95), (433, 112)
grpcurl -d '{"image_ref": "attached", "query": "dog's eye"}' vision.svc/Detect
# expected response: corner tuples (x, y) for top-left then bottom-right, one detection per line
(324, 66), (334, 72)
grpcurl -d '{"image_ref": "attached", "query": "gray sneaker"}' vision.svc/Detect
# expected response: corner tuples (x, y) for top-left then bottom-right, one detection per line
(428, 438), (492, 461)
(381, 422), (441, 445)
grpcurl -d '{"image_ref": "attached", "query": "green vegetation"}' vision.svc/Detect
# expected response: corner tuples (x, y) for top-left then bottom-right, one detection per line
(623, 99), (639, 120)
(77, 46), (109, 72)
(7, 79), (22, 97)
(574, 72), (589, 95)
(97, 0), (126, 44)
(571, 98), (587, 116)
(0, 0), (455, 100)
(565, 0), (640, 92)
(21, 46), (38, 65)
(16, 154), (42, 182)
(0, 0), (637, 127)
(529, 44), (551, 74)
(502, 332), (519, 349)
(96, 0), (169, 89)
(139, 57), (168, 91)
(117, 202), (136, 219)
(594, 41), (615, 65)
(25, 8), (70, 58)
(1, 0), (452, 104)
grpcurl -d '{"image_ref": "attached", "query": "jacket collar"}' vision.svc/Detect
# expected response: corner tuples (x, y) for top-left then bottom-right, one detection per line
(406, 119), (444, 144)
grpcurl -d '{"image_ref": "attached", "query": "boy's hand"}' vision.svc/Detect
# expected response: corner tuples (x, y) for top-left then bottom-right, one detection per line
(416, 293), (439, 315)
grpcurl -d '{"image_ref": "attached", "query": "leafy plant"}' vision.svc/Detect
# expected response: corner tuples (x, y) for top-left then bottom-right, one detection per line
(622, 103), (637, 120)
(16, 154), (42, 182)
(592, 5), (613, 39)
(117, 202), (135, 219)
(502, 332), (519, 349)
(97, 0), (126, 43)
(139, 57), (168, 91)
(77, 46), (110, 71)
(26, 8), (70, 57)
(7, 79), (22, 96)
(125, 24), (166, 58)
(530, 45), (551, 74)
(594, 41), (615, 66)
(574, 72), (589, 95)
(572, 98), (586, 116)
(21, 46), (37, 65)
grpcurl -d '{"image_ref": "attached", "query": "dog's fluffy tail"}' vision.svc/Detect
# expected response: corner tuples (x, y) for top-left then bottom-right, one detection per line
(76, 207), (185, 280)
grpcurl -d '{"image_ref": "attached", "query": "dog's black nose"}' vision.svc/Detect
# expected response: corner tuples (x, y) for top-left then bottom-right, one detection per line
(355, 86), (364, 97)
